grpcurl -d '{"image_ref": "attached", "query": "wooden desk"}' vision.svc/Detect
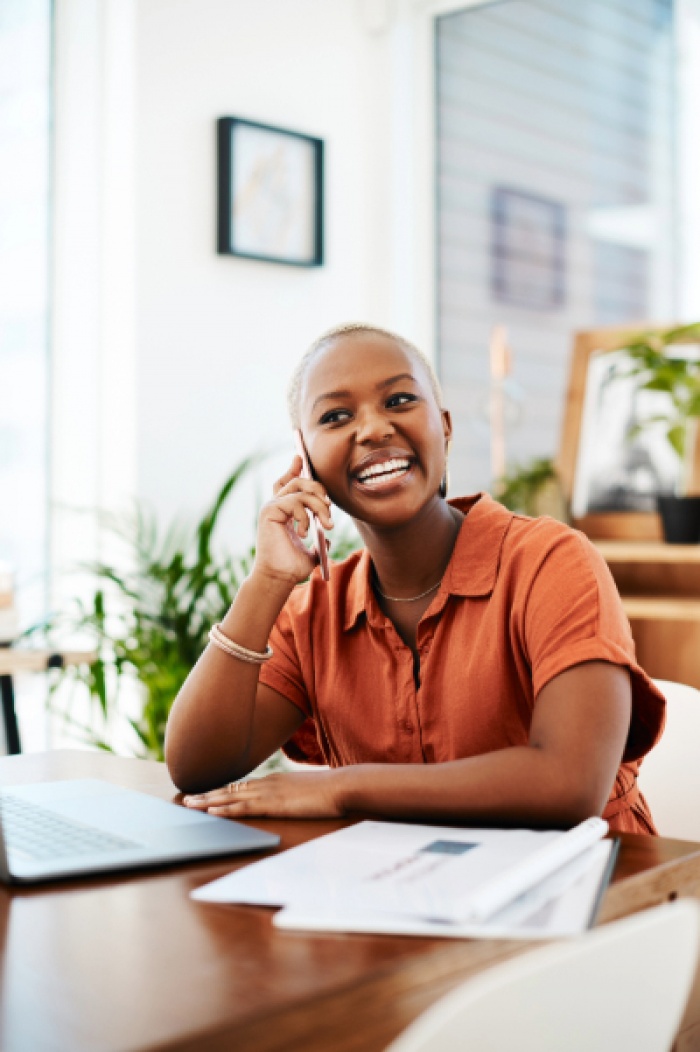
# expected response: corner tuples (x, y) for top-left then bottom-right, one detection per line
(1, 751), (700, 1052)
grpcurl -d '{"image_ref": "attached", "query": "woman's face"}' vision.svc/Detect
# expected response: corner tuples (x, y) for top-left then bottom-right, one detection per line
(298, 333), (451, 526)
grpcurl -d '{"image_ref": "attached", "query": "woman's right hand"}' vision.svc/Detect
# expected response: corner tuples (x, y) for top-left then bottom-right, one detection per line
(252, 456), (334, 586)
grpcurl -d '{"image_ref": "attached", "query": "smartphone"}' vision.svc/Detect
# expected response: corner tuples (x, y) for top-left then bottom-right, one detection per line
(293, 429), (330, 582)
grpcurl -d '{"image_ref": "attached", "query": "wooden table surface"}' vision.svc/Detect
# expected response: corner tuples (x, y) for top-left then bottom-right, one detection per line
(0, 650), (97, 676)
(1, 751), (700, 1052)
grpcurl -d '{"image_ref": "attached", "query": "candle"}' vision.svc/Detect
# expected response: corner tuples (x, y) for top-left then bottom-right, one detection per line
(489, 325), (511, 484)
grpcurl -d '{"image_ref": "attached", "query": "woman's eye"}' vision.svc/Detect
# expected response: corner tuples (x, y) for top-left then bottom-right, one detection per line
(319, 408), (351, 425)
(386, 392), (418, 408)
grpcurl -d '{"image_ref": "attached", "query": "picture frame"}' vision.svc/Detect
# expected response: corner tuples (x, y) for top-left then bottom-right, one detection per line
(216, 117), (324, 267)
(558, 326), (700, 540)
(491, 187), (566, 310)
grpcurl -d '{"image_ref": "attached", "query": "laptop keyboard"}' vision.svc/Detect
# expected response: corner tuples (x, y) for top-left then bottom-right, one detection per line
(0, 794), (141, 862)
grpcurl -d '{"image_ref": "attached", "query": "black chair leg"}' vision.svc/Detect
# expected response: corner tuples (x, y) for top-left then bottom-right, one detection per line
(0, 675), (21, 755)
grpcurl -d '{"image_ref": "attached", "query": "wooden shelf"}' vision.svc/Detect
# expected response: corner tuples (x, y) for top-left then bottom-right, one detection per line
(588, 544), (700, 686)
(622, 597), (700, 621)
(594, 542), (700, 564)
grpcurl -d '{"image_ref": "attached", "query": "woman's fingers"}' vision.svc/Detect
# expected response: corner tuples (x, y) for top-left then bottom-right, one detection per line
(276, 474), (330, 506)
(272, 455), (303, 495)
(273, 460), (331, 511)
(290, 497), (333, 537)
(252, 457), (333, 584)
(265, 489), (333, 533)
(183, 772), (343, 819)
(182, 783), (243, 809)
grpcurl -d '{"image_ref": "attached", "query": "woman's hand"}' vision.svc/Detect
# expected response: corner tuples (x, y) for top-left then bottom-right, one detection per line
(253, 456), (334, 586)
(182, 770), (345, 819)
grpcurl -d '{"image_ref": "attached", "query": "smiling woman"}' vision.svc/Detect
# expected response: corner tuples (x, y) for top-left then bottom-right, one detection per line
(164, 324), (666, 836)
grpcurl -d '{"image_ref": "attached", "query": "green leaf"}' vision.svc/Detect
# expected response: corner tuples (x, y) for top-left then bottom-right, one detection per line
(495, 458), (560, 516)
(668, 425), (686, 459)
(610, 324), (700, 461)
(196, 454), (262, 566)
(641, 377), (675, 392)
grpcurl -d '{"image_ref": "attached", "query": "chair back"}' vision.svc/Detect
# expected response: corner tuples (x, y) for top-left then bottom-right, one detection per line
(385, 899), (700, 1052)
(639, 679), (700, 841)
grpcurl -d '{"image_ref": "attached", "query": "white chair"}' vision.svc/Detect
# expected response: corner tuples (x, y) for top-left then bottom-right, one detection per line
(384, 900), (700, 1052)
(638, 679), (700, 842)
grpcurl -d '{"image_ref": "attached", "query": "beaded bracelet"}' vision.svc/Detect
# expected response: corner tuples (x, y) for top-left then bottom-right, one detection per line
(208, 623), (273, 664)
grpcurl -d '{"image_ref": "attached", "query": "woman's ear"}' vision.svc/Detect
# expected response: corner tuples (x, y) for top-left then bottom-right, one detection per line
(441, 408), (453, 443)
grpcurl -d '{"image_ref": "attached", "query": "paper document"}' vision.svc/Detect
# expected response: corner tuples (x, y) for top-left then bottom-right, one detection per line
(274, 840), (616, 939)
(192, 819), (617, 940)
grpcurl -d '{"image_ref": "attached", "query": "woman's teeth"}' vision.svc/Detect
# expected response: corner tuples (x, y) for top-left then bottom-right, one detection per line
(357, 459), (411, 485)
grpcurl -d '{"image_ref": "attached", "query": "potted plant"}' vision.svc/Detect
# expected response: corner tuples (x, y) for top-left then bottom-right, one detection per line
(495, 457), (568, 522)
(32, 457), (360, 758)
(611, 323), (700, 543)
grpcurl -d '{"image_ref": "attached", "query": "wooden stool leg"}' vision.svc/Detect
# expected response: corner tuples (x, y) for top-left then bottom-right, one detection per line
(0, 675), (22, 755)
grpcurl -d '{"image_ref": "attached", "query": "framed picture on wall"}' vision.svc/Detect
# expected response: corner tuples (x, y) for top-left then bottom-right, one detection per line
(558, 326), (700, 540)
(216, 117), (324, 266)
(491, 187), (566, 310)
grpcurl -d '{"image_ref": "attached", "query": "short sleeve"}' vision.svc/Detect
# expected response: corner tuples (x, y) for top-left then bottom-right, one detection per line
(523, 529), (665, 763)
(282, 718), (326, 766)
(257, 602), (312, 718)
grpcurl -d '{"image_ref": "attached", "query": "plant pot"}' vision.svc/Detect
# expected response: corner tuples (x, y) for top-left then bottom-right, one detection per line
(656, 495), (700, 544)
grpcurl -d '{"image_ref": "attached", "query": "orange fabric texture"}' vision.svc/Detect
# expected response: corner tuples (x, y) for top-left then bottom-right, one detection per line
(259, 494), (666, 835)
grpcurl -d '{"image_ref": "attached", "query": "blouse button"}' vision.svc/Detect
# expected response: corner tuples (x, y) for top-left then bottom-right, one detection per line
(400, 720), (413, 734)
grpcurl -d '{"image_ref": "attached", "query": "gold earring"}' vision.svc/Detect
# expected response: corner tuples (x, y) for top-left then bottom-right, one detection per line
(439, 440), (451, 499)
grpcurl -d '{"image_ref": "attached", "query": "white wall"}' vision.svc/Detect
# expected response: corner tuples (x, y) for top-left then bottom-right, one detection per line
(51, 0), (486, 561)
(135, 0), (402, 549)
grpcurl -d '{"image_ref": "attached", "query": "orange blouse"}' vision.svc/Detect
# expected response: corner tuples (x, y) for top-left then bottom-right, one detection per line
(258, 494), (666, 834)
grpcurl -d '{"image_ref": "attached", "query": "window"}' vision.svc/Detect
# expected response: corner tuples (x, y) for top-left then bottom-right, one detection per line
(436, 0), (678, 492)
(0, 0), (51, 628)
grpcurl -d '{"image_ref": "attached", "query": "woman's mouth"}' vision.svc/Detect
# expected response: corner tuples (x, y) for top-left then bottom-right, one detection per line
(354, 457), (413, 489)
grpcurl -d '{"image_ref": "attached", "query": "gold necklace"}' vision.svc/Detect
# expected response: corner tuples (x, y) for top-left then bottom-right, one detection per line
(373, 578), (441, 603)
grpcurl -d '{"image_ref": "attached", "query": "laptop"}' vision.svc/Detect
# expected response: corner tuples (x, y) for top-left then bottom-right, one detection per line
(0, 778), (280, 884)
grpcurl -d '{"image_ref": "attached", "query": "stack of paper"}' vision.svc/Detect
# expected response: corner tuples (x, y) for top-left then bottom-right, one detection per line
(191, 817), (617, 940)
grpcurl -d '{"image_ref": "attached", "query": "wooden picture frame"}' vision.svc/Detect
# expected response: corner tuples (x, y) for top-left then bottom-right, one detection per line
(558, 325), (700, 540)
(216, 117), (324, 267)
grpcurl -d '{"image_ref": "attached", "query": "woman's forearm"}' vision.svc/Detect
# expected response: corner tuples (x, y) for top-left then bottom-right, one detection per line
(334, 746), (611, 829)
(332, 663), (629, 828)
(164, 571), (293, 792)
(165, 451), (336, 795)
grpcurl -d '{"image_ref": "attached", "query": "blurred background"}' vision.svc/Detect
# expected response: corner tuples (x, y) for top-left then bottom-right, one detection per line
(2, 0), (700, 753)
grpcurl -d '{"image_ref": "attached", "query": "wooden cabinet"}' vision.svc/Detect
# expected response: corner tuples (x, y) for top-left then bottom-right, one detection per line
(594, 542), (700, 688)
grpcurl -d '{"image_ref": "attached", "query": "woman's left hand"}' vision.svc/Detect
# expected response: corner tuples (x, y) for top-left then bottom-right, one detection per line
(182, 770), (345, 819)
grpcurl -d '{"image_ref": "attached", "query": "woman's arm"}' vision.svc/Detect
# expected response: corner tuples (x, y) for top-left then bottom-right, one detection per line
(164, 457), (332, 794)
(164, 572), (306, 793)
(183, 660), (631, 827)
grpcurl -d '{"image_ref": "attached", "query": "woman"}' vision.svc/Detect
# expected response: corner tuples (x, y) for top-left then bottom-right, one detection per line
(165, 323), (665, 833)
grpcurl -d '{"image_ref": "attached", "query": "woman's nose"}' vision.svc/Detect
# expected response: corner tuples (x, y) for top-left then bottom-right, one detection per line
(355, 407), (394, 443)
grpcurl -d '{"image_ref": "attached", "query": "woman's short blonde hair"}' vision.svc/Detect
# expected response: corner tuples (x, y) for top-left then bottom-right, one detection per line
(287, 322), (444, 428)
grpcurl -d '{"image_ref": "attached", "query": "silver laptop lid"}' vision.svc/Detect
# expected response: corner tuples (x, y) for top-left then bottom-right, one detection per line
(0, 779), (279, 884)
